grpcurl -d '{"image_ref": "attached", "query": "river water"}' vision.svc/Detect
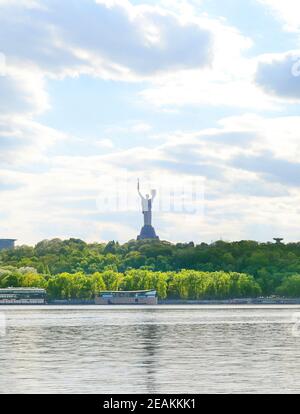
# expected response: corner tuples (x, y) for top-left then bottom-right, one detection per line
(1, 305), (300, 393)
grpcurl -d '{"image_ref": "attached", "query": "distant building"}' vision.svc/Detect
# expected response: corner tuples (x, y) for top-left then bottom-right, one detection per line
(273, 238), (284, 245)
(0, 239), (16, 251)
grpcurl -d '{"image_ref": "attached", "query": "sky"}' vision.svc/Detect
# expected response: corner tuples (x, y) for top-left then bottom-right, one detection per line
(1, 0), (300, 245)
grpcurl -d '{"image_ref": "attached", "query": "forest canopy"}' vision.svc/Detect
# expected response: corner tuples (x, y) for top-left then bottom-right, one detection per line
(0, 238), (299, 298)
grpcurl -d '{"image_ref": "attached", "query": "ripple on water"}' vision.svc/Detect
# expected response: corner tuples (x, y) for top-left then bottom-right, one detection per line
(0, 305), (300, 393)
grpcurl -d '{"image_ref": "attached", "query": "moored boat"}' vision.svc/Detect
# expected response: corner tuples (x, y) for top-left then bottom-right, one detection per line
(95, 290), (158, 305)
(0, 288), (46, 305)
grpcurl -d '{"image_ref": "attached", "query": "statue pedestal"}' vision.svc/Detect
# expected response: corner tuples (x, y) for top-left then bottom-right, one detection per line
(137, 225), (159, 240)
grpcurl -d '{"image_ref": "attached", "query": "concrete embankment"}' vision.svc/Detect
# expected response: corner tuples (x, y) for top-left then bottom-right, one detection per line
(159, 298), (300, 305)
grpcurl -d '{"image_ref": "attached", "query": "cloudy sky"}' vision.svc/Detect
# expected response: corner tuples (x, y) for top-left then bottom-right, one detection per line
(1, 0), (300, 245)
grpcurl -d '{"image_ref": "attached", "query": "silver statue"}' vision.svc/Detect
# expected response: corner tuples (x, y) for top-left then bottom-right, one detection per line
(137, 179), (156, 227)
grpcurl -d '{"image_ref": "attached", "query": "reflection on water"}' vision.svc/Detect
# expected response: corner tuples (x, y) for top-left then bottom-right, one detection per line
(0, 305), (300, 393)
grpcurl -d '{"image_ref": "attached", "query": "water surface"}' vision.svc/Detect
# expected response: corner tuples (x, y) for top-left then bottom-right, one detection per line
(0, 305), (300, 393)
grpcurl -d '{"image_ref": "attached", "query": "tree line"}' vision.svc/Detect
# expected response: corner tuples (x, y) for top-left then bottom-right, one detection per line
(1, 238), (300, 298)
(0, 266), (262, 300)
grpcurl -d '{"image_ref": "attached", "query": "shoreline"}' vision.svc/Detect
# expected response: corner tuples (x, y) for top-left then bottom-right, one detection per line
(1, 298), (300, 306)
(49, 298), (300, 305)
(159, 298), (300, 305)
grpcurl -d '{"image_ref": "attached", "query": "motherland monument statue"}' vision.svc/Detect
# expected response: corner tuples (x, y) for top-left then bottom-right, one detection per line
(137, 179), (159, 240)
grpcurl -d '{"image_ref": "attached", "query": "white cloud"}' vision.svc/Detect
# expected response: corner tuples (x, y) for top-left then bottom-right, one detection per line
(258, 0), (300, 32)
(95, 139), (115, 149)
(0, 0), (217, 173)
(0, 65), (49, 115)
(0, 0), (41, 7)
(139, 15), (278, 110)
(131, 122), (152, 133)
(0, 0), (270, 122)
(141, 74), (279, 110)
(1, 0), (300, 244)
(1, 112), (300, 244)
(217, 113), (300, 163)
(104, 121), (152, 135)
(0, 116), (66, 165)
(255, 51), (300, 101)
(0, 0), (213, 78)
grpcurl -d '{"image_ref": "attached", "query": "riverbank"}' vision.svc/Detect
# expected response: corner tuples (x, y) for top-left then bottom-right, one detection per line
(44, 298), (300, 305)
(160, 298), (300, 305)
(2, 298), (300, 306)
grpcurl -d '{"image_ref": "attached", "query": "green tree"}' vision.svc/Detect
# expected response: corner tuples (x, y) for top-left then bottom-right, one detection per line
(277, 275), (300, 297)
